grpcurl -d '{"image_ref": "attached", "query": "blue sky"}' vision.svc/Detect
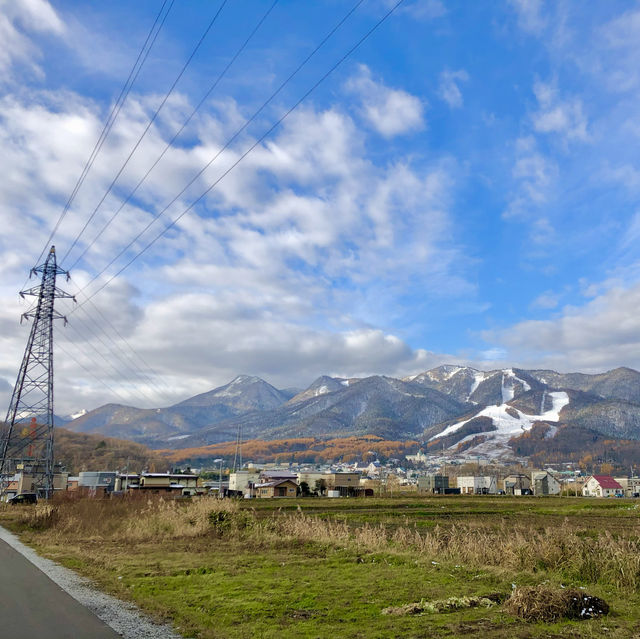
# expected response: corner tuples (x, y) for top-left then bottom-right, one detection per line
(1, 0), (640, 412)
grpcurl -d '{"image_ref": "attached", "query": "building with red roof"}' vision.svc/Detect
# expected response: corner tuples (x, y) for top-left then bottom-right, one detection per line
(582, 475), (624, 498)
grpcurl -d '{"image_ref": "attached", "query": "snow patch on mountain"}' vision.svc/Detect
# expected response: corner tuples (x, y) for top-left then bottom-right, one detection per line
(430, 391), (570, 457)
(468, 371), (485, 398)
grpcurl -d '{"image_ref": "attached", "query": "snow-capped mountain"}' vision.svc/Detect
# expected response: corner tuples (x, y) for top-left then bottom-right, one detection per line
(63, 366), (640, 459)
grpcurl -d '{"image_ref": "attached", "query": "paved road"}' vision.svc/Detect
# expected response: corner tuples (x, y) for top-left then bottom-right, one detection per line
(0, 537), (120, 639)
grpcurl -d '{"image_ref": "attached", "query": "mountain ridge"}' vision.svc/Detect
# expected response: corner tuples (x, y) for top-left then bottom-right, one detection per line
(64, 365), (640, 460)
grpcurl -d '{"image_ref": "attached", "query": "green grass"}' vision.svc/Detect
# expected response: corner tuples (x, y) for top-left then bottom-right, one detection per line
(3, 495), (640, 638)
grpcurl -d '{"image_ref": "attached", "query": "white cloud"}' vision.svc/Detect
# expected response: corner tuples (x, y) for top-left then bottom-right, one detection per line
(0, 80), (471, 413)
(504, 136), (557, 224)
(483, 280), (640, 373)
(530, 291), (560, 310)
(509, 0), (547, 35)
(438, 69), (469, 109)
(345, 64), (425, 138)
(531, 82), (588, 142)
(0, 0), (64, 79)
(599, 8), (640, 93)
(394, 0), (446, 20)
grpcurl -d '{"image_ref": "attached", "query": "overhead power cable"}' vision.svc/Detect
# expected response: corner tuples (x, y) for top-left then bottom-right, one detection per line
(67, 0), (279, 272)
(54, 329), (137, 406)
(71, 0), (370, 303)
(72, 0), (405, 310)
(56, 281), (174, 400)
(32, 0), (174, 270)
(61, 301), (168, 403)
(58, 307), (160, 405)
(61, 0), (230, 266)
(78, 293), (175, 396)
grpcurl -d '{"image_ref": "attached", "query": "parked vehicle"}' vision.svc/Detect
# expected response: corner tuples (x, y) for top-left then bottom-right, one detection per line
(8, 493), (37, 505)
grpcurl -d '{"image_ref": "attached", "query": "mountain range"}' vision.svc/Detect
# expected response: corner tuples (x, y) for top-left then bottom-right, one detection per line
(64, 366), (640, 460)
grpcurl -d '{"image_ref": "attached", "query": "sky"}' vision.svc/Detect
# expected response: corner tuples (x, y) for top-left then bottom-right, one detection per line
(1, 0), (640, 414)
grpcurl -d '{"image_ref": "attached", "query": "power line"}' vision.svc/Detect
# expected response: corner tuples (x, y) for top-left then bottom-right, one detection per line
(61, 0), (230, 266)
(78, 292), (175, 396)
(71, 0), (368, 302)
(67, 0), (279, 272)
(32, 0), (174, 271)
(59, 298), (169, 402)
(73, 0), (405, 310)
(54, 330), (135, 406)
(58, 310), (160, 405)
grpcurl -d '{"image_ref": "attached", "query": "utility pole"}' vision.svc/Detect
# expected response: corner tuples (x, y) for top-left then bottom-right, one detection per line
(0, 247), (74, 499)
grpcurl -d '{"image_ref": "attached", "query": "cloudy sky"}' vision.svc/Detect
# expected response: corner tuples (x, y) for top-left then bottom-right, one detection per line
(1, 0), (640, 414)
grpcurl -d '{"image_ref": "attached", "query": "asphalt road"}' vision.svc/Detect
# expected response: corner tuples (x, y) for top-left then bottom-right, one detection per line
(0, 537), (120, 639)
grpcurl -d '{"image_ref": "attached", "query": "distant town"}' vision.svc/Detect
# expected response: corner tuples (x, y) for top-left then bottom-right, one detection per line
(4, 451), (637, 502)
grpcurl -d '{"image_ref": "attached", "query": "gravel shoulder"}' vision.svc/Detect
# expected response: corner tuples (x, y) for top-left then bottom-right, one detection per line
(0, 525), (186, 639)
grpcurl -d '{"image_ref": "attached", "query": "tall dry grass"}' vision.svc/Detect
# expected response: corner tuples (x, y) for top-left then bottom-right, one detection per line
(14, 497), (640, 592)
(21, 495), (239, 542)
(265, 511), (640, 591)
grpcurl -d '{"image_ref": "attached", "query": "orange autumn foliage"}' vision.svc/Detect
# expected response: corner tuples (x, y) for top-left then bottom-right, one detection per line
(156, 435), (418, 464)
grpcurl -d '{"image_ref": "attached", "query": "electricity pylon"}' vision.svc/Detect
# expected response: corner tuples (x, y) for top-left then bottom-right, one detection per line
(0, 246), (74, 499)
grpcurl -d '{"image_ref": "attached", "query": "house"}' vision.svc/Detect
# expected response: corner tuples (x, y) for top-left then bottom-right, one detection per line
(260, 470), (298, 482)
(504, 474), (531, 495)
(417, 475), (449, 494)
(79, 471), (117, 495)
(139, 473), (199, 496)
(406, 451), (429, 465)
(325, 472), (365, 496)
(114, 474), (140, 492)
(297, 471), (326, 492)
(582, 475), (624, 498)
(229, 471), (260, 496)
(456, 476), (497, 495)
(531, 471), (561, 496)
(614, 476), (640, 498)
(254, 479), (298, 498)
(366, 460), (382, 476)
(2, 474), (20, 501)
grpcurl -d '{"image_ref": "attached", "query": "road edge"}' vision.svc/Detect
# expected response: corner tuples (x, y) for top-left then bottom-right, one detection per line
(0, 525), (186, 639)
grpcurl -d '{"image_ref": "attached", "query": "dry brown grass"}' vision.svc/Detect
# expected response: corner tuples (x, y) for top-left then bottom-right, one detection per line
(262, 511), (640, 591)
(504, 586), (609, 621)
(11, 497), (640, 595)
(17, 495), (239, 542)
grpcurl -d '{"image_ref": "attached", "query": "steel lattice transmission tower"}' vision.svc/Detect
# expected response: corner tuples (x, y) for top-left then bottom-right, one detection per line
(0, 246), (74, 499)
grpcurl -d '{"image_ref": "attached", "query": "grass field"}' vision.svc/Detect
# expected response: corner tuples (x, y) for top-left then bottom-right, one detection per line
(2, 495), (640, 638)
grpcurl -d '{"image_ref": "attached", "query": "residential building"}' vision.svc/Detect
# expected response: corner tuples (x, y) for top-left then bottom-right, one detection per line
(614, 476), (640, 498)
(138, 473), (199, 496)
(114, 474), (140, 492)
(260, 470), (298, 482)
(582, 475), (624, 498)
(456, 476), (497, 495)
(229, 471), (260, 495)
(417, 475), (449, 494)
(297, 471), (326, 490)
(254, 479), (298, 498)
(531, 471), (561, 496)
(406, 451), (429, 465)
(503, 474), (531, 495)
(78, 471), (118, 495)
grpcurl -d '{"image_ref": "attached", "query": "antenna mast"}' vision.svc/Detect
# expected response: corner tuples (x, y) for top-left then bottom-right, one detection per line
(0, 247), (74, 499)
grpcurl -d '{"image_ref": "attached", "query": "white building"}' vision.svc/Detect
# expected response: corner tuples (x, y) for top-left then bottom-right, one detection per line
(614, 476), (640, 498)
(229, 471), (260, 495)
(582, 475), (624, 498)
(456, 476), (497, 495)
